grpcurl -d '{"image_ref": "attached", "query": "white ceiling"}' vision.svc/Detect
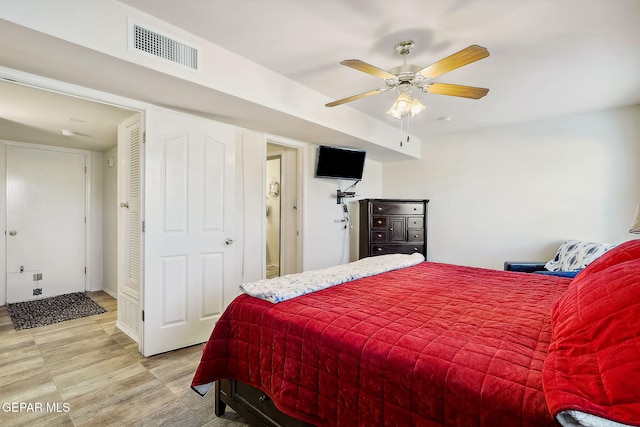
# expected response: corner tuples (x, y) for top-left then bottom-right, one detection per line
(0, 80), (135, 151)
(118, 0), (640, 135)
(1, 0), (639, 154)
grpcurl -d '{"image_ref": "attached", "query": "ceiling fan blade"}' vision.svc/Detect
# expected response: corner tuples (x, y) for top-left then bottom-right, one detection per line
(325, 88), (388, 107)
(418, 45), (489, 79)
(425, 83), (489, 99)
(341, 59), (397, 80)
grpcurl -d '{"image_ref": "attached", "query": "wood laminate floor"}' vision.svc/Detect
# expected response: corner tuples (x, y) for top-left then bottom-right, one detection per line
(0, 291), (250, 427)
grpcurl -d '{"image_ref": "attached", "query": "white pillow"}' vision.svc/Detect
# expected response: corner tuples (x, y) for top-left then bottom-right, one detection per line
(544, 240), (616, 272)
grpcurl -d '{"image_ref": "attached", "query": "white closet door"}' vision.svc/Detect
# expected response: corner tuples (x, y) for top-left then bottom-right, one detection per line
(117, 114), (142, 342)
(6, 146), (86, 303)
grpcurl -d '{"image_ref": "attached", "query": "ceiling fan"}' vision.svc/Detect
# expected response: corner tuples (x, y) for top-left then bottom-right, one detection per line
(325, 41), (490, 118)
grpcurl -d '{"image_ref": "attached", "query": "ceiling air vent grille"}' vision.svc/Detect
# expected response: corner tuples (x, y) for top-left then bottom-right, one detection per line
(132, 24), (198, 70)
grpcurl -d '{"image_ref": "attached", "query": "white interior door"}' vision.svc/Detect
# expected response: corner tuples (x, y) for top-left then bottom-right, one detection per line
(6, 146), (86, 303)
(142, 108), (240, 356)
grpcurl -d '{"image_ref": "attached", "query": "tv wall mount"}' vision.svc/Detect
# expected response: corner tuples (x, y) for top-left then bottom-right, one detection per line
(336, 189), (356, 204)
(336, 180), (360, 204)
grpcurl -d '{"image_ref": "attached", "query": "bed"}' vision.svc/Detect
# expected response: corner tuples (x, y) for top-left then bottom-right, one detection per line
(192, 241), (640, 427)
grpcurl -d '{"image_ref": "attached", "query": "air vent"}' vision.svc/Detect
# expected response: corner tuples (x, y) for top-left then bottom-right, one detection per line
(131, 24), (199, 70)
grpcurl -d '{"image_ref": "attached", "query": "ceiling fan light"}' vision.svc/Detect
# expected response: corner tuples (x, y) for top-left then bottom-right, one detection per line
(410, 98), (426, 117)
(387, 93), (413, 119)
(386, 107), (403, 119)
(387, 93), (426, 119)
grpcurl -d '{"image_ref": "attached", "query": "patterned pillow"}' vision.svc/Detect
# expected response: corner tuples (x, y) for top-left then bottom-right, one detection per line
(544, 240), (616, 272)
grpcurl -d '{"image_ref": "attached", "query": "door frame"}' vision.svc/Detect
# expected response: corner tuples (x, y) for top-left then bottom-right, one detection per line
(2, 140), (91, 301)
(265, 135), (305, 275)
(266, 153), (283, 277)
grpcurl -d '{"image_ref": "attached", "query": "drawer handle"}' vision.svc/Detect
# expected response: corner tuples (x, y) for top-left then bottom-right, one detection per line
(413, 248), (418, 252)
(377, 220), (382, 224)
(259, 395), (269, 404)
(389, 228), (393, 231)
(377, 247), (382, 251)
(377, 207), (382, 210)
(377, 234), (382, 238)
(414, 234), (419, 238)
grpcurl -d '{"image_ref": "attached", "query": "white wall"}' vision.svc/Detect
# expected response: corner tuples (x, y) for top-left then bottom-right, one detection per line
(382, 105), (640, 269)
(239, 130), (266, 284)
(102, 146), (118, 296)
(303, 149), (383, 270)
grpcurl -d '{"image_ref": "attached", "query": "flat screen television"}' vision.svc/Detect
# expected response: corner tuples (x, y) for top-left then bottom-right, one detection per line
(315, 145), (366, 180)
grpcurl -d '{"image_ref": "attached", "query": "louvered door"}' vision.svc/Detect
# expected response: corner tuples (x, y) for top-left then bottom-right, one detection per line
(117, 113), (142, 343)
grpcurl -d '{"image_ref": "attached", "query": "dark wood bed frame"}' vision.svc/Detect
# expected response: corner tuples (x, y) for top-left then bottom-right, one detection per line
(215, 379), (315, 427)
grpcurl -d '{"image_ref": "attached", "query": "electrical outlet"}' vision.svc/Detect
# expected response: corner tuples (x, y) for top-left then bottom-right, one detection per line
(33, 288), (43, 296)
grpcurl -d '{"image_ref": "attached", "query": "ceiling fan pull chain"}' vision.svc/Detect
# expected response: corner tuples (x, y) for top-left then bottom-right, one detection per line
(400, 115), (410, 146)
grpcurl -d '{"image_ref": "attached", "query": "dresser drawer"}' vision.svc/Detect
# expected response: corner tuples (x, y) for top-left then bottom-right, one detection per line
(372, 202), (424, 215)
(371, 231), (387, 242)
(407, 217), (423, 229)
(219, 379), (311, 427)
(234, 381), (297, 426)
(371, 244), (424, 256)
(371, 216), (387, 229)
(407, 230), (424, 242)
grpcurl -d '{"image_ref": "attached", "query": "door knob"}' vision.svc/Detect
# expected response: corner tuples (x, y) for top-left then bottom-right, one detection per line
(225, 238), (234, 245)
(8, 230), (17, 236)
(120, 202), (129, 208)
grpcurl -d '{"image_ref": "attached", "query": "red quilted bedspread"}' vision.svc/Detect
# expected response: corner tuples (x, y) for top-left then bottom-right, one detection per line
(192, 262), (571, 426)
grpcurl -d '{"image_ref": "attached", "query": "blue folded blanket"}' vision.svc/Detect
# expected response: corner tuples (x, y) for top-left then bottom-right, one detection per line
(533, 269), (582, 278)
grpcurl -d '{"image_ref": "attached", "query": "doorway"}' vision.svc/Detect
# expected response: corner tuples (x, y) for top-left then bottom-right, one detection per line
(266, 143), (300, 277)
(0, 78), (138, 311)
(266, 155), (281, 278)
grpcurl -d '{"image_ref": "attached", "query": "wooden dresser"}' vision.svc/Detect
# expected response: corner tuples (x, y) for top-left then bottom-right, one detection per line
(358, 199), (429, 259)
